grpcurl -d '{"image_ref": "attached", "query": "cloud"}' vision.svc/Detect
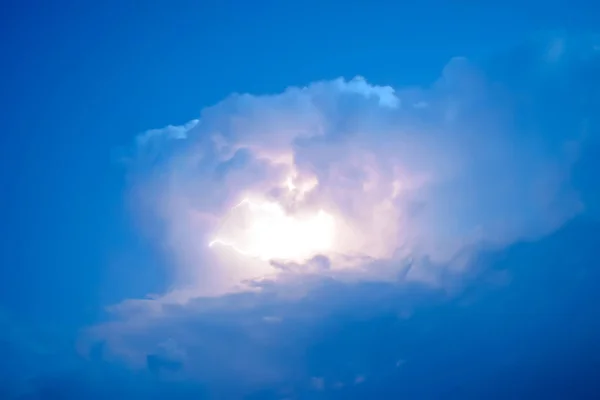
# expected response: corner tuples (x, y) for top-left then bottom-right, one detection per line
(74, 218), (600, 398)
(75, 34), (600, 398)
(127, 38), (594, 299)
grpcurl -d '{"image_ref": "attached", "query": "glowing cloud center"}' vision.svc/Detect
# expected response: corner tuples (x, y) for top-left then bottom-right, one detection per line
(209, 198), (336, 262)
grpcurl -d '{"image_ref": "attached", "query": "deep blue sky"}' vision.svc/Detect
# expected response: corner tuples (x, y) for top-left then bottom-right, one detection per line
(1, 1), (600, 399)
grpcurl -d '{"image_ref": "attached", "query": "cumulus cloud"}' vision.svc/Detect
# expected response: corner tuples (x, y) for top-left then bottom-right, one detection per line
(83, 35), (600, 396)
(128, 43), (590, 298)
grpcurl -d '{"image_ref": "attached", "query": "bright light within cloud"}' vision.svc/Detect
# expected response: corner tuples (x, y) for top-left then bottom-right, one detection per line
(209, 198), (336, 262)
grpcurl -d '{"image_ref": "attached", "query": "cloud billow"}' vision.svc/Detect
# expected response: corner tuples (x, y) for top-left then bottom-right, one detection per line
(130, 48), (589, 296)
(82, 35), (599, 397)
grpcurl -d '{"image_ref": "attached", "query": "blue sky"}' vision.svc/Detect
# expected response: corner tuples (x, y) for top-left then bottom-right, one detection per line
(1, 1), (600, 398)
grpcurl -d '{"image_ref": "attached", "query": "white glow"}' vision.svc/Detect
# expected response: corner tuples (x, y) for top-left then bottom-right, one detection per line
(209, 198), (336, 262)
(285, 176), (296, 191)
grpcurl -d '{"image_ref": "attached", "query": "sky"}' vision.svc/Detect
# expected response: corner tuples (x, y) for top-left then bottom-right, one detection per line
(1, 1), (600, 399)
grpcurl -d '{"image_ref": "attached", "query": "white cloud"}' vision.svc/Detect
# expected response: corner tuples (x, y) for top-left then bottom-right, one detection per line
(85, 36), (600, 395)
(129, 66), (583, 298)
